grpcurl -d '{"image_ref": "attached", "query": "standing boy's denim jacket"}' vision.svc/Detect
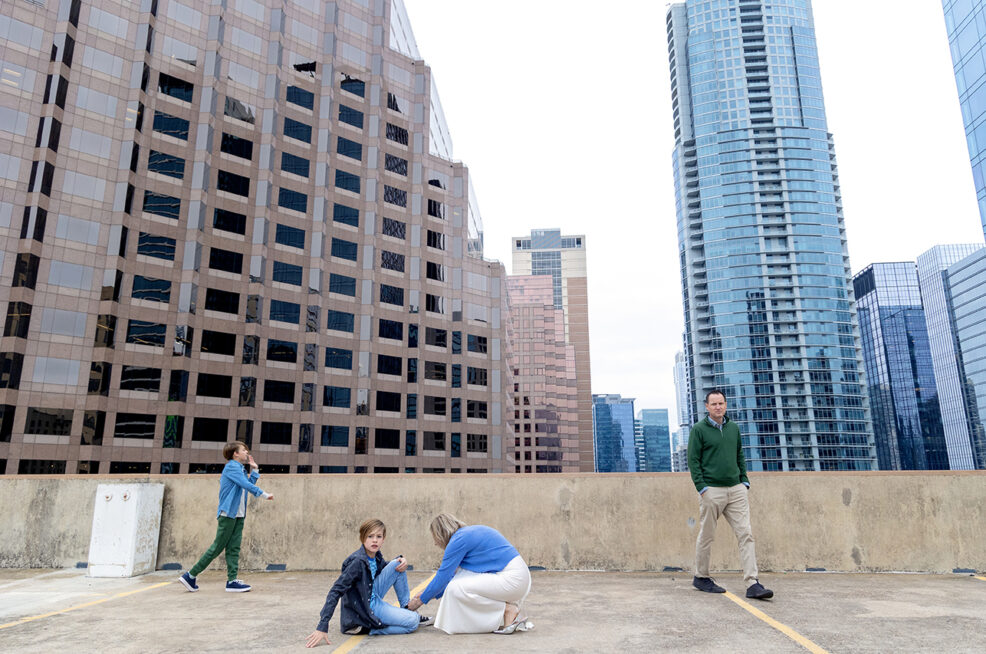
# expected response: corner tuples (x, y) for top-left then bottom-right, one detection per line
(215, 460), (265, 518)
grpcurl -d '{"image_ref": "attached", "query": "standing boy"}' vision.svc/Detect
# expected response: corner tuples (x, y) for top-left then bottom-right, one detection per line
(687, 390), (773, 600)
(179, 441), (273, 593)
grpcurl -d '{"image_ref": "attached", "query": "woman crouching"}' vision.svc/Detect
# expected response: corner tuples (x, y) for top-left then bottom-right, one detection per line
(406, 513), (532, 634)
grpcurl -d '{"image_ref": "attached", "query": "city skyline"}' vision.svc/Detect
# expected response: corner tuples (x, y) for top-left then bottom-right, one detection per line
(403, 0), (985, 421)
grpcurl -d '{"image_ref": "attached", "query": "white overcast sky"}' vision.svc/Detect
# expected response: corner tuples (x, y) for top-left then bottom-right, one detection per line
(401, 0), (986, 421)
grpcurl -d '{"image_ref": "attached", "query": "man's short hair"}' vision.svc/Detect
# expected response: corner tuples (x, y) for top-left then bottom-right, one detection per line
(223, 441), (248, 460)
(704, 390), (726, 404)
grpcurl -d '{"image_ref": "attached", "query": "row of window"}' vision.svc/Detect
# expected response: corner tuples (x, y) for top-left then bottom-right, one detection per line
(9, 460), (490, 475)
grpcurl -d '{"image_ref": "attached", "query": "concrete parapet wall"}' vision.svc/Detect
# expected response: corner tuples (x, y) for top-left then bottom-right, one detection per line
(0, 472), (983, 573)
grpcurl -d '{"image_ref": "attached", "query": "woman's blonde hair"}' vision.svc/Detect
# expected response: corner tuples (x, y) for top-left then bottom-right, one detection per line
(429, 513), (467, 548)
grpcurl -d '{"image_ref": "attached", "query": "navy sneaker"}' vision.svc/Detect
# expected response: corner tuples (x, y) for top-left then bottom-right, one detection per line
(225, 579), (252, 593)
(418, 615), (433, 626)
(178, 572), (198, 592)
(693, 576), (726, 593)
(746, 581), (773, 600)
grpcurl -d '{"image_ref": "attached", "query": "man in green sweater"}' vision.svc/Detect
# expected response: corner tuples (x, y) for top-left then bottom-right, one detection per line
(687, 390), (773, 600)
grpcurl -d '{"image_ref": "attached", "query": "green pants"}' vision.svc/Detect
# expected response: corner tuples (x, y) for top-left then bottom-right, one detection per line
(189, 516), (245, 581)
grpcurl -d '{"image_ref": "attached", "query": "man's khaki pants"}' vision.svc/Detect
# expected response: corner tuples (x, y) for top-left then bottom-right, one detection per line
(695, 484), (758, 587)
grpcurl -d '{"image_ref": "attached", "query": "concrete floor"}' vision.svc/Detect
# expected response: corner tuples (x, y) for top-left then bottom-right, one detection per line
(1, 569), (984, 653)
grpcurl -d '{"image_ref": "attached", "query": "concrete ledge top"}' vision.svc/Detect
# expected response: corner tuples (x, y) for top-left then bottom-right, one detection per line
(1, 569), (985, 653)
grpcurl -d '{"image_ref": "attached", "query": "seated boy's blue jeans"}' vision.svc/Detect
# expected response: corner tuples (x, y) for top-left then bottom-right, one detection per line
(369, 559), (419, 635)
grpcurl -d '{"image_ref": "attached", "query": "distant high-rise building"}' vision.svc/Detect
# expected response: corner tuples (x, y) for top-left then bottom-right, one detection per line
(636, 409), (672, 472)
(0, 0), (512, 475)
(506, 275), (579, 473)
(943, 0), (986, 239)
(592, 394), (635, 472)
(853, 263), (947, 470)
(917, 244), (985, 469)
(666, 0), (876, 471)
(512, 229), (593, 470)
(672, 349), (691, 472)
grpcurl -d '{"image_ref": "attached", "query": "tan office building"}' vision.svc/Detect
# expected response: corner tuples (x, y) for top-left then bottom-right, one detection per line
(511, 229), (593, 471)
(0, 0), (512, 475)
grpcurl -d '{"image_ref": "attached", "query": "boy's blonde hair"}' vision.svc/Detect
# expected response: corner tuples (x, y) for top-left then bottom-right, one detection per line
(430, 513), (467, 549)
(359, 518), (387, 542)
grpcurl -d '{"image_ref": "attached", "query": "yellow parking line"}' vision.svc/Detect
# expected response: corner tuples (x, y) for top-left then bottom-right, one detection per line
(974, 576), (986, 582)
(333, 575), (435, 653)
(0, 581), (173, 631)
(723, 591), (829, 654)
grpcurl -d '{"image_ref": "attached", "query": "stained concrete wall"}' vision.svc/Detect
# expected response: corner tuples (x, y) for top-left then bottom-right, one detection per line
(0, 472), (983, 573)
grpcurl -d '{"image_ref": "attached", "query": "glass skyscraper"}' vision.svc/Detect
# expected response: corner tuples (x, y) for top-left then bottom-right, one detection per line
(917, 244), (984, 469)
(943, 0), (986, 238)
(592, 394), (636, 473)
(666, 0), (875, 471)
(853, 263), (947, 470)
(946, 249), (986, 468)
(636, 408), (672, 472)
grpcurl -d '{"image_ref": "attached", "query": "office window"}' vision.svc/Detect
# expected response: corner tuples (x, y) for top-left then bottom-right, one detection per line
(377, 354), (402, 376)
(378, 319), (403, 341)
(260, 421), (292, 444)
(424, 396), (446, 416)
(273, 261), (303, 286)
(331, 238), (358, 261)
(386, 123), (408, 146)
(25, 407), (73, 435)
(321, 425), (348, 447)
(204, 288), (239, 314)
(158, 72), (193, 101)
(379, 284), (404, 307)
(147, 150), (185, 178)
(284, 117), (312, 143)
(263, 380), (295, 404)
(323, 385), (351, 408)
(380, 250), (404, 272)
(467, 400), (488, 420)
(286, 85), (314, 109)
(217, 170), (249, 197)
(126, 320), (167, 347)
(281, 152), (309, 177)
(451, 364), (461, 388)
(114, 413), (155, 439)
(376, 392), (401, 414)
(335, 170), (360, 194)
(275, 224), (305, 249)
(425, 327), (447, 348)
(325, 347), (352, 370)
(467, 433), (487, 453)
(209, 247), (243, 274)
(120, 366), (161, 392)
(13, 254), (40, 289)
(468, 334), (488, 353)
(201, 329), (235, 356)
(131, 276), (171, 303)
(278, 187), (307, 213)
(18, 460), (67, 474)
(214, 208), (246, 235)
(423, 431), (445, 450)
(339, 105), (364, 128)
(270, 300), (300, 323)
(383, 185), (406, 207)
(340, 76), (365, 96)
(329, 273), (356, 297)
(382, 216), (405, 239)
(374, 427), (400, 449)
(197, 373), (232, 398)
(427, 230), (446, 250)
(4, 302), (32, 338)
(333, 203), (359, 227)
(192, 417), (228, 442)
(224, 95), (256, 123)
(152, 111), (189, 139)
(220, 132), (253, 160)
(384, 153), (407, 176)
(425, 361), (447, 381)
(467, 367), (488, 386)
(425, 294), (444, 314)
(267, 339), (298, 363)
(428, 199), (445, 219)
(426, 262), (445, 282)
(326, 309), (354, 332)
(337, 136), (362, 161)
(143, 191), (181, 219)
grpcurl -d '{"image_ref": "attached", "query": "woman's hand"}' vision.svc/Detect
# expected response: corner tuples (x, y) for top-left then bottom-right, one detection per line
(406, 595), (423, 611)
(305, 630), (331, 648)
(395, 556), (408, 573)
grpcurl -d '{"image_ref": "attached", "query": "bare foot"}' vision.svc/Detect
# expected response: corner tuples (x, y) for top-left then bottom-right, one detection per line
(503, 603), (519, 626)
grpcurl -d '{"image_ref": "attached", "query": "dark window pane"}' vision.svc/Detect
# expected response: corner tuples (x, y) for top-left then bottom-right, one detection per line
(152, 111), (189, 139)
(275, 224), (305, 248)
(329, 273), (356, 297)
(143, 191), (181, 219)
(137, 232), (176, 260)
(427, 230), (446, 250)
(88, 362), (111, 396)
(214, 208), (246, 235)
(325, 347), (352, 370)
(468, 334), (488, 353)
(193, 417), (228, 441)
(427, 262), (445, 282)
(263, 380), (295, 404)
(426, 327), (447, 348)
(278, 187), (308, 212)
(158, 72), (193, 101)
(267, 338), (298, 363)
(19, 459), (67, 474)
(339, 105), (364, 128)
(120, 366), (161, 392)
(383, 185), (407, 207)
(4, 302), (32, 338)
(331, 238), (358, 261)
(220, 132), (253, 160)
(379, 319), (403, 341)
(201, 329), (236, 356)
(270, 299), (300, 323)
(377, 354), (402, 376)
(333, 203), (359, 227)
(321, 425), (348, 446)
(205, 288), (239, 314)
(382, 216), (406, 239)
(335, 169), (360, 194)
(261, 421), (292, 445)
(281, 152), (310, 177)
(380, 284), (404, 306)
(132, 276), (171, 302)
(273, 261), (303, 286)
(384, 153), (407, 176)
(0, 352), (24, 389)
(375, 427), (400, 448)
(323, 385), (351, 408)
(217, 170), (250, 197)
(114, 413), (156, 439)
(380, 250), (404, 272)
(326, 309), (354, 332)
(81, 410), (106, 446)
(126, 320), (167, 347)
(13, 254), (40, 289)
(209, 247), (243, 274)
(284, 117), (311, 143)
(225, 95), (256, 123)
(25, 407), (73, 435)
(340, 76), (365, 96)
(428, 199), (445, 219)
(286, 85), (314, 109)
(386, 123), (408, 146)
(197, 373), (232, 398)
(148, 150), (185, 178)
(337, 136), (362, 161)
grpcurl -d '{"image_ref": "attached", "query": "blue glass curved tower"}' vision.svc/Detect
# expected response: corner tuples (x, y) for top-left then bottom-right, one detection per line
(667, 0), (876, 471)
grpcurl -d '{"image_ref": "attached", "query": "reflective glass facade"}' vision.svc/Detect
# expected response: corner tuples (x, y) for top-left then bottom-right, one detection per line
(592, 394), (636, 472)
(853, 264), (947, 470)
(944, 248), (986, 468)
(636, 409), (672, 472)
(943, 0), (986, 238)
(916, 244), (984, 469)
(667, 0), (875, 470)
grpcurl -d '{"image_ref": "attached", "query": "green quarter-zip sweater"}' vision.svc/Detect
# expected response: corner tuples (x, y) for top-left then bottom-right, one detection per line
(687, 416), (749, 492)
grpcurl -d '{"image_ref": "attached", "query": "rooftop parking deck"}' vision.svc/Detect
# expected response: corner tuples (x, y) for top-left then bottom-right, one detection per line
(1, 568), (985, 653)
